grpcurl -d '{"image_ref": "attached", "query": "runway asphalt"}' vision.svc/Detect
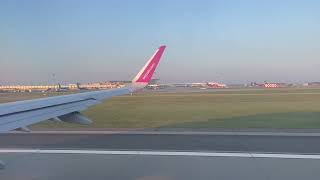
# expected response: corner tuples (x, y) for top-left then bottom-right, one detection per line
(1, 131), (320, 180)
(2, 153), (320, 180)
(0, 131), (320, 154)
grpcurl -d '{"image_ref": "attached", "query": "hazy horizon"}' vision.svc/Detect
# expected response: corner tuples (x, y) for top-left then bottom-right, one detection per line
(1, 0), (320, 84)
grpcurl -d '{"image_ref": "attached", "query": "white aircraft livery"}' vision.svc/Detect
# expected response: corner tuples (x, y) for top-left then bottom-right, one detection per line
(0, 45), (166, 133)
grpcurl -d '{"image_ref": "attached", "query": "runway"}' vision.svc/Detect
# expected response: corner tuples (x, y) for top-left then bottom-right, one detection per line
(1, 131), (320, 180)
(0, 131), (320, 153)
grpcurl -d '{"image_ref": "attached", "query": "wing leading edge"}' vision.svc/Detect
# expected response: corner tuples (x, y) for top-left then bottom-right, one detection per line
(0, 45), (166, 133)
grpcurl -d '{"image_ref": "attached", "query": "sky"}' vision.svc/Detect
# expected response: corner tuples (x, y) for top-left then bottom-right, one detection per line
(1, 0), (320, 84)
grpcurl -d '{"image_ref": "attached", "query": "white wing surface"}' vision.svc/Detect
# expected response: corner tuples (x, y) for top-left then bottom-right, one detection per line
(0, 46), (166, 133)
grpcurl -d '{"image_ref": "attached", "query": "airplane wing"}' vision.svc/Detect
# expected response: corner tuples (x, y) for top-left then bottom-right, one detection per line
(0, 45), (166, 133)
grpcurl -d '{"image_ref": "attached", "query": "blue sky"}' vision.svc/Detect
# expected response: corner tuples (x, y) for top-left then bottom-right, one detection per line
(1, 0), (320, 84)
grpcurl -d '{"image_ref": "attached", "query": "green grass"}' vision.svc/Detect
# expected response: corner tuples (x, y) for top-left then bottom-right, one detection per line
(2, 88), (320, 129)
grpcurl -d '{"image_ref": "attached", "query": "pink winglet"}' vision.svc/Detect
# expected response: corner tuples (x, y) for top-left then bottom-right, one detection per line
(133, 45), (166, 83)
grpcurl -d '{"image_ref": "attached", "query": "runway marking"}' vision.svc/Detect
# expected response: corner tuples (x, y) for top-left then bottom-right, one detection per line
(1, 149), (320, 159)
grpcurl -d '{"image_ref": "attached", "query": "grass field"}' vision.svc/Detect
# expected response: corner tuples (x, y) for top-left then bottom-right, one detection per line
(2, 88), (320, 129)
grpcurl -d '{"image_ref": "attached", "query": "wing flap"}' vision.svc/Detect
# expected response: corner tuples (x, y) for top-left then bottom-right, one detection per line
(0, 99), (98, 133)
(59, 112), (92, 125)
